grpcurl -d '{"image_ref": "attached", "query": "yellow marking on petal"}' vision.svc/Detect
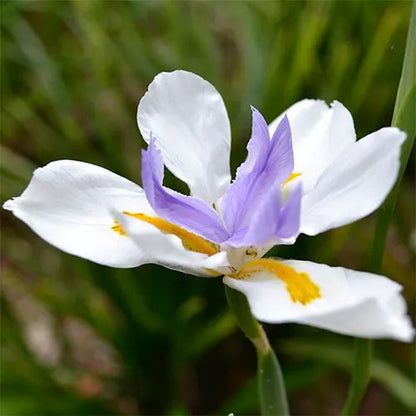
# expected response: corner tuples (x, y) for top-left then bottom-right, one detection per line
(111, 220), (128, 236)
(282, 172), (302, 189)
(237, 258), (321, 305)
(123, 211), (219, 256)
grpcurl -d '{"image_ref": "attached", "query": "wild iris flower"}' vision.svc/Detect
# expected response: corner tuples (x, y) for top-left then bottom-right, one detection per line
(4, 70), (414, 342)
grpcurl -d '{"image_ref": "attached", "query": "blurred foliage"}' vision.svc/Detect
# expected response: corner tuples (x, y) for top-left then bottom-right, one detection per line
(1, 1), (415, 415)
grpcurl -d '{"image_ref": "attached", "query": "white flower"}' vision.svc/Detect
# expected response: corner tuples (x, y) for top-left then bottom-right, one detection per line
(4, 70), (414, 342)
(268, 100), (406, 237)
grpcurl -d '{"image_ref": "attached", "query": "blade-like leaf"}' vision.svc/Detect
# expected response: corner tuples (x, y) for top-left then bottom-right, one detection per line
(343, 3), (415, 415)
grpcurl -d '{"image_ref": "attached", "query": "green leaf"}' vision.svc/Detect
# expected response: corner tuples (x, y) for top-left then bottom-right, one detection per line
(393, 2), (416, 122)
(282, 339), (416, 412)
(342, 3), (416, 415)
(341, 339), (373, 416)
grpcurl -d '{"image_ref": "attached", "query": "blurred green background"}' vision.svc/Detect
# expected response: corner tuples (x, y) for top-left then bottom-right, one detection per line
(1, 1), (415, 415)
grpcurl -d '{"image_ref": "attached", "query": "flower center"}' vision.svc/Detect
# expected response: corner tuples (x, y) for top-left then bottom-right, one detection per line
(236, 258), (321, 305)
(114, 211), (219, 256)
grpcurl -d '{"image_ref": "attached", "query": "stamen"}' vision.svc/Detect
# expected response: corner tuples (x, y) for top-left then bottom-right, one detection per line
(111, 220), (128, 236)
(123, 211), (219, 256)
(237, 258), (321, 305)
(282, 172), (302, 189)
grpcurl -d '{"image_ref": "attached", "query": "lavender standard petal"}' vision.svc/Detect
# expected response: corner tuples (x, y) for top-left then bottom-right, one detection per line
(276, 184), (302, 240)
(225, 183), (282, 247)
(222, 109), (294, 236)
(141, 140), (229, 243)
(221, 107), (270, 234)
(267, 114), (294, 184)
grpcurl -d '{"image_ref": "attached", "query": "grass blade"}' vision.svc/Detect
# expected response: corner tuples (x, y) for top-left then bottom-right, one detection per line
(342, 3), (416, 415)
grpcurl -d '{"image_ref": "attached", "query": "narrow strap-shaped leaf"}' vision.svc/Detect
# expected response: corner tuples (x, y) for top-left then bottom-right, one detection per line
(341, 338), (373, 416)
(342, 3), (416, 415)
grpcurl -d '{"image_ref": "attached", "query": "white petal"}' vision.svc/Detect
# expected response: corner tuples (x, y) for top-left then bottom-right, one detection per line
(300, 127), (406, 235)
(137, 70), (231, 204)
(269, 99), (356, 193)
(118, 213), (230, 277)
(224, 260), (414, 342)
(3, 160), (228, 274)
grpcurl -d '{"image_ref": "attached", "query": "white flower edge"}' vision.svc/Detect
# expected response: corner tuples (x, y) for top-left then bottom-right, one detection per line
(268, 99), (356, 194)
(137, 70), (232, 205)
(269, 99), (406, 236)
(224, 259), (414, 342)
(3, 160), (228, 275)
(300, 127), (406, 235)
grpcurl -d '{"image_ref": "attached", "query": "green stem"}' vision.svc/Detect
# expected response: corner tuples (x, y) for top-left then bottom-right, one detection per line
(225, 285), (289, 416)
(342, 3), (416, 415)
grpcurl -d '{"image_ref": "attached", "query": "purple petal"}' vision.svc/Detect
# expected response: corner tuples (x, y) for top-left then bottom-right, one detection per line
(222, 109), (294, 236)
(276, 184), (302, 240)
(240, 106), (271, 174)
(141, 139), (229, 243)
(224, 184), (302, 248)
(222, 108), (270, 234)
(225, 183), (282, 247)
(268, 114), (294, 183)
